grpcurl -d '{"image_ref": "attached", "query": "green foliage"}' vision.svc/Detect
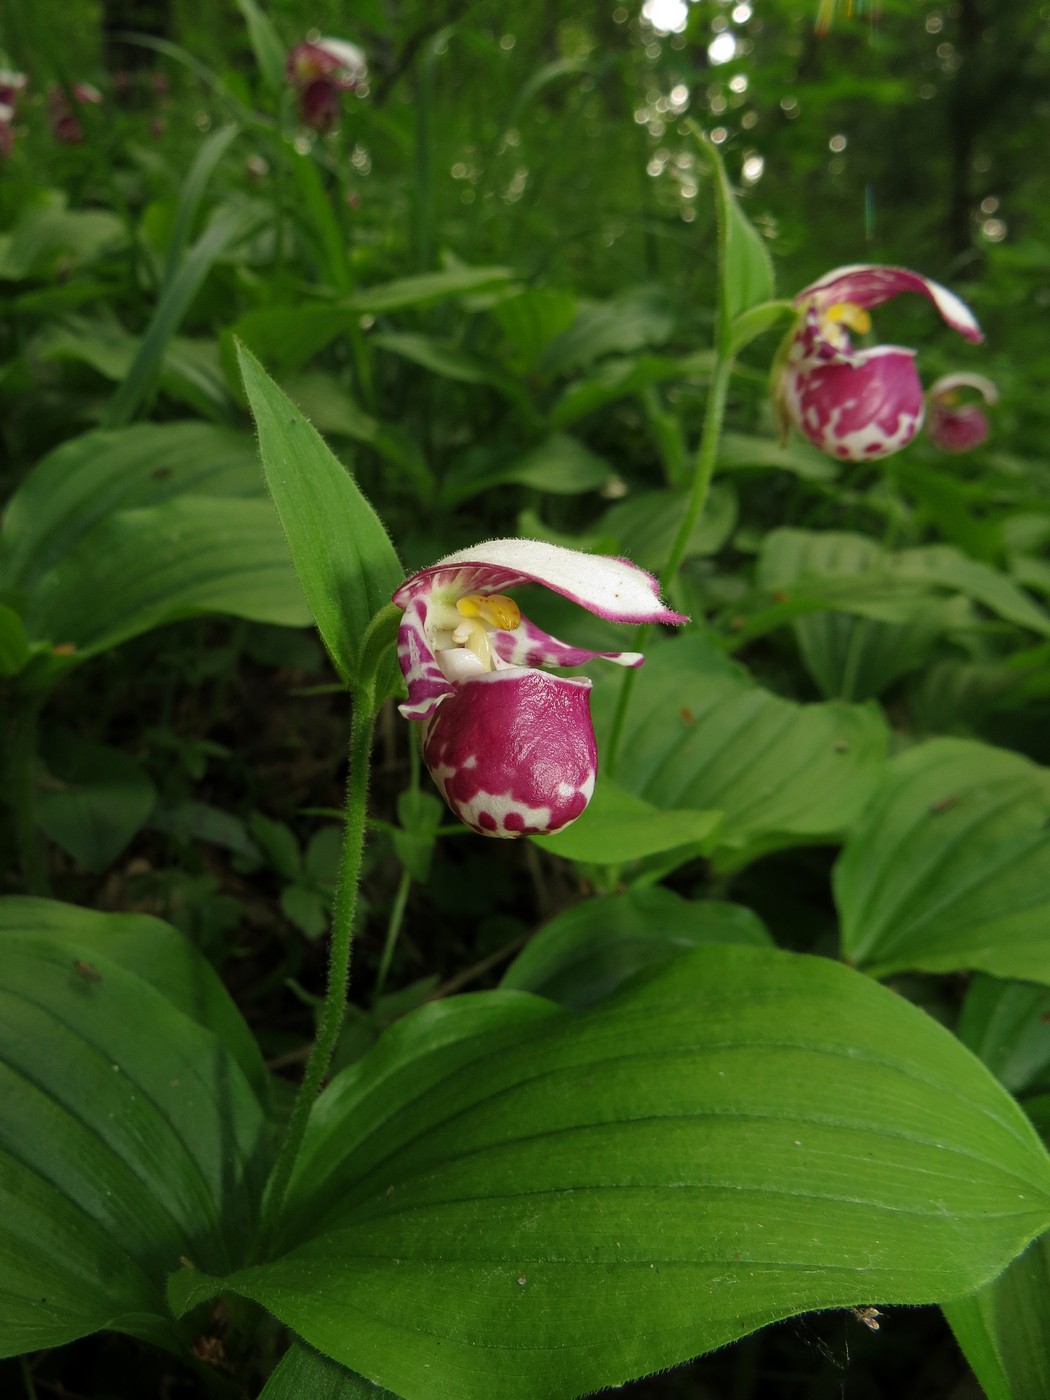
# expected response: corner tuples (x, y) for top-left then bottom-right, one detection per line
(236, 342), (402, 690)
(172, 946), (1050, 1399)
(0, 898), (271, 1356)
(835, 738), (1050, 984)
(2, 2), (1050, 1396)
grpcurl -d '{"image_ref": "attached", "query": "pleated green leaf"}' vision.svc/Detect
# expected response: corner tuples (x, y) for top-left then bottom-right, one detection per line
(531, 776), (722, 866)
(23, 495), (311, 657)
(501, 886), (770, 1008)
(0, 898), (271, 1358)
(835, 737), (1050, 984)
(958, 974), (1050, 1098)
(944, 1229), (1050, 1400)
(592, 635), (888, 872)
(170, 945), (1050, 1400)
(260, 1340), (402, 1399)
(2, 422), (268, 590)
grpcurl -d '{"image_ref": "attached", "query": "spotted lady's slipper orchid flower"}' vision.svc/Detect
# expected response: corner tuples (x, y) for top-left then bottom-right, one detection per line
(926, 372), (997, 453)
(394, 539), (686, 838)
(773, 265), (984, 462)
(0, 70), (26, 159)
(0, 69), (26, 110)
(48, 82), (102, 144)
(286, 37), (366, 133)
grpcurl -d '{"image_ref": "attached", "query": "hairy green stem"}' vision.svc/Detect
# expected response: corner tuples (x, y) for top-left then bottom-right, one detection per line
(257, 693), (376, 1251)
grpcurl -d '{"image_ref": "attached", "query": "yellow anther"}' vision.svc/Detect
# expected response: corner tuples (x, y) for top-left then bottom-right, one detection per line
(824, 301), (872, 335)
(456, 593), (521, 631)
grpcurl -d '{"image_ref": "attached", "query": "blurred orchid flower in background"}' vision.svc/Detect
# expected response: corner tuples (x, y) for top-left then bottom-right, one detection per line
(773, 264), (983, 462)
(926, 372), (998, 452)
(48, 82), (102, 144)
(286, 37), (366, 133)
(393, 540), (686, 838)
(0, 70), (27, 158)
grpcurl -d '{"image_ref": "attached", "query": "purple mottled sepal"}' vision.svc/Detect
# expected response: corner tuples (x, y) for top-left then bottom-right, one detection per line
(798, 265), (983, 343)
(422, 670), (597, 838)
(779, 345), (925, 461)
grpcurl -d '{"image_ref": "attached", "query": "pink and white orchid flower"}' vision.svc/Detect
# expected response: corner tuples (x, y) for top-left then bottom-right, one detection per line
(393, 539), (686, 838)
(287, 37), (366, 133)
(47, 82), (102, 144)
(926, 372), (998, 453)
(774, 264), (984, 462)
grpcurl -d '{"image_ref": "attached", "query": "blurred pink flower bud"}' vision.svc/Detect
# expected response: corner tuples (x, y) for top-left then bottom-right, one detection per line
(926, 372), (998, 452)
(286, 38), (366, 132)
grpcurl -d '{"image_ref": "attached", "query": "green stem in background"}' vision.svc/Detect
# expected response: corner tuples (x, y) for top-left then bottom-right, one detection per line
(375, 867), (412, 1002)
(660, 352), (734, 593)
(374, 732), (421, 1002)
(18, 1354), (37, 1400)
(9, 690), (49, 897)
(606, 354), (734, 777)
(608, 129), (765, 778)
(257, 692), (377, 1250)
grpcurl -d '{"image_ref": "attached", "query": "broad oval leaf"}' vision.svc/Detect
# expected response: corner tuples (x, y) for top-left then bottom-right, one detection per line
(597, 484), (737, 572)
(23, 495), (311, 657)
(593, 635), (888, 872)
(757, 529), (966, 701)
(531, 776), (722, 867)
(237, 342), (403, 685)
(0, 898), (270, 1357)
(170, 945), (1050, 1400)
(1, 422), (267, 592)
(944, 1230), (1050, 1400)
(260, 1340), (401, 1399)
(835, 737), (1050, 985)
(501, 886), (770, 1008)
(35, 733), (157, 873)
(958, 974), (1050, 1098)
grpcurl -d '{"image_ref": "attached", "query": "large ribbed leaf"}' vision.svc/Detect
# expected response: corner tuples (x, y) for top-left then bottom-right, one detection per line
(1, 422), (265, 590)
(757, 529), (964, 700)
(501, 886), (770, 1008)
(170, 945), (1050, 1400)
(22, 495), (310, 656)
(835, 737), (1050, 984)
(0, 898), (271, 1357)
(592, 635), (888, 871)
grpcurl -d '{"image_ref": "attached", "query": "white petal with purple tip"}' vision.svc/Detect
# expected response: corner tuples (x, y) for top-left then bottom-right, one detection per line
(395, 538), (687, 625)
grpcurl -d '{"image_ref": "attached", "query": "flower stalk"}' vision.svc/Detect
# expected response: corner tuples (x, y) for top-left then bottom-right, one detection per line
(257, 689), (377, 1252)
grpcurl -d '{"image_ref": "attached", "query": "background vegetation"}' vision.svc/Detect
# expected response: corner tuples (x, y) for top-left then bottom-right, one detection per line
(1, 0), (1049, 1396)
